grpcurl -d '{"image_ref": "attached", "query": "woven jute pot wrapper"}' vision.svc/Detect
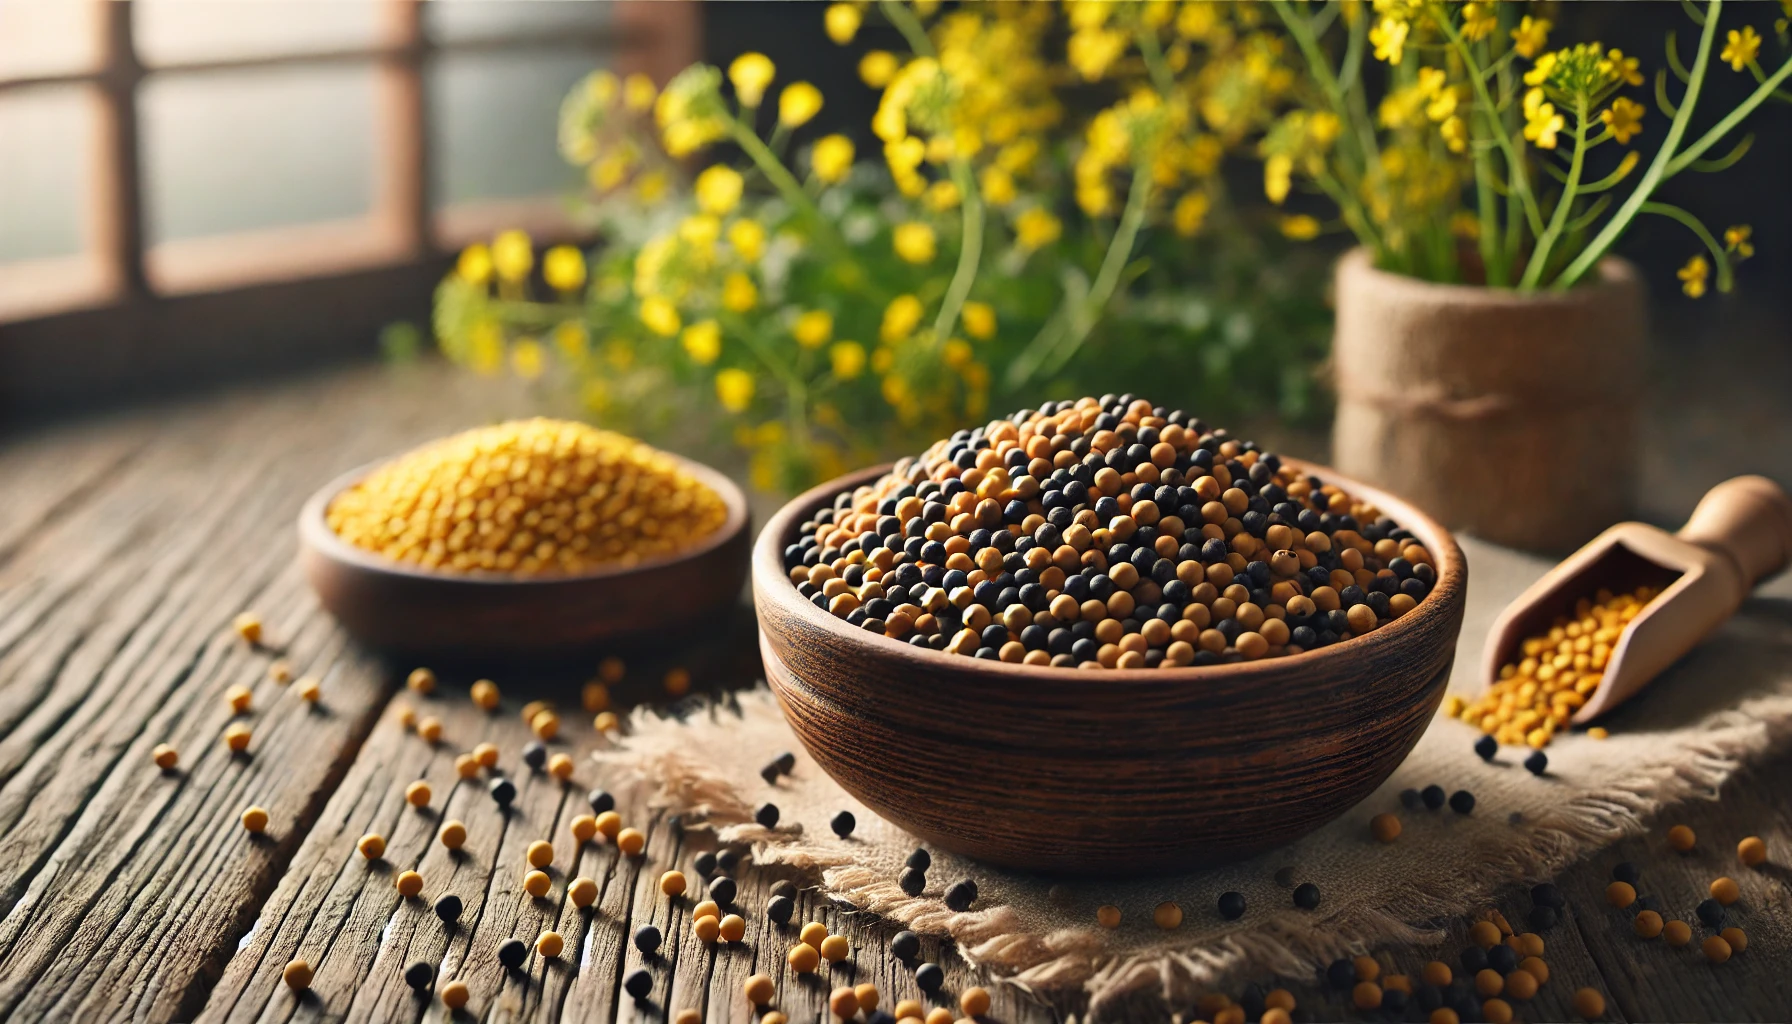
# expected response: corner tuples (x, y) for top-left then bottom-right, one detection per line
(594, 538), (1792, 1016)
(1332, 248), (1646, 554)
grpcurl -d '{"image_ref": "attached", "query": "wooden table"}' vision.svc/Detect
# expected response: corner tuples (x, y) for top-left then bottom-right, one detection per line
(1, 365), (1788, 1023)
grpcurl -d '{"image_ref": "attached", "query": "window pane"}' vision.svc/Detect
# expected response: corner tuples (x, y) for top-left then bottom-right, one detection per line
(134, 0), (386, 66)
(425, 1), (612, 43)
(140, 64), (377, 244)
(429, 51), (597, 205)
(0, 86), (95, 262)
(0, 1), (103, 81)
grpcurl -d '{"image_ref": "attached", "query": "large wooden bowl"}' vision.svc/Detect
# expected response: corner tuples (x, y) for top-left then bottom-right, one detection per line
(755, 460), (1467, 873)
(300, 455), (750, 661)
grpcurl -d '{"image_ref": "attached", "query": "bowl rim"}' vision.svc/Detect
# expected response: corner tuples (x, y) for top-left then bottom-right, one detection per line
(754, 456), (1466, 683)
(299, 448), (750, 587)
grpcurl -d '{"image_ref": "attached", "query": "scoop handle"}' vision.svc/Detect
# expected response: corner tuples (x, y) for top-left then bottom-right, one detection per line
(1676, 475), (1792, 590)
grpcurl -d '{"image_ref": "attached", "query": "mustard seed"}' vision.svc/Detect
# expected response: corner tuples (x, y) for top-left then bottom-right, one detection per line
(755, 803), (780, 828)
(1422, 961), (1452, 987)
(692, 899), (720, 921)
(471, 679), (499, 710)
(489, 778), (515, 807)
(439, 820), (467, 849)
(594, 711), (620, 733)
(1663, 919), (1692, 946)
(522, 743), (547, 772)
(434, 893), (462, 922)
(1470, 920), (1503, 948)
(232, 612), (262, 645)
(152, 744), (178, 770)
(594, 810), (621, 838)
(1709, 876), (1741, 905)
(225, 684), (252, 714)
(1371, 812), (1402, 842)
(915, 961), (944, 994)
(855, 982), (880, 1013)
(396, 870), (423, 897)
(358, 833), (386, 859)
(407, 668), (436, 695)
(1353, 981), (1382, 1010)
(565, 875), (596, 909)
(1738, 835), (1767, 867)
(1473, 968), (1503, 998)
(1667, 823), (1696, 851)
(1326, 959), (1356, 988)
(1518, 956), (1548, 984)
(708, 875), (737, 905)
(1096, 904), (1122, 928)
(441, 979), (469, 1010)
(453, 753), (477, 779)
(960, 986), (990, 1017)
(1449, 789), (1475, 814)
(831, 810), (856, 837)
(664, 667), (691, 697)
(523, 870), (551, 898)
(526, 840), (554, 868)
(548, 752), (574, 780)
(799, 921), (828, 948)
(537, 930), (564, 958)
(241, 805), (269, 833)
(1720, 925), (1747, 953)
(282, 959), (313, 991)
(617, 827), (646, 856)
(587, 789), (614, 813)
(719, 913), (745, 942)
(819, 934), (849, 962)
(1218, 890), (1246, 919)
(417, 717), (442, 743)
(1695, 897), (1726, 928)
(406, 780), (431, 808)
(1154, 901), (1183, 929)
(1503, 967), (1537, 1000)
(1293, 883), (1321, 909)
(1482, 997), (1513, 1024)
(660, 870), (686, 897)
(767, 895), (794, 924)
(744, 973), (775, 1006)
(787, 943), (819, 973)
(496, 938), (527, 969)
(223, 723), (252, 752)
(1702, 934), (1732, 963)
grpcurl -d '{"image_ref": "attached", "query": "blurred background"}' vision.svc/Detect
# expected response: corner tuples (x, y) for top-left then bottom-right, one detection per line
(2, 1), (1788, 510)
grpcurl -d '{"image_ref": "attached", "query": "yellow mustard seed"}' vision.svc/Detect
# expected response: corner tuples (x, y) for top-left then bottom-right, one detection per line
(523, 870), (551, 898)
(924, 1010), (954, 1024)
(1668, 823), (1696, 852)
(1473, 968), (1503, 998)
(152, 743), (179, 770)
(719, 913), (746, 942)
(660, 870), (687, 897)
(1261, 1010), (1292, 1024)
(819, 934), (849, 961)
(582, 682), (610, 713)
(1738, 835), (1767, 867)
(268, 660), (292, 684)
(1096, 904), (1121, 928)
(594, 811), (622, 839)
(471, 679), (500, 710)
(829, 986), (859, 1020)
(405, 781), (431, 808)
(439, 820), (468, 849)
(960, 986), (991, 1017)
(1354, 955), (1380, 983)
(694, 915), (721, 942)
(1588, 726), (1610, 739)
(1605, 881), (1636, 908)
(1422, 961), (1452, 986)
(692, 899), (720, 921)
(617, 828), (646, 856)
(417, 716), (443, 743)
(1702, 934), (1732, 964)
(407, 668), (436, 695)
(1571, 988), (1605, 1019)
(894, 998), (923, 1019)
(594, 711), (621, 734)
(531, 710), (559, 741)
(282, 959), (313, 991)
(223, 723), (252, 753)
(325, 419), (728, 576)
(358, 833), (386, 859)
(454, 753), (479, 779)
(521, 699), (554, 724)
(569, 875), (599, 908)
(854, 983), (880, 1013)
(800, 921), (829, 948)
(744, 973), (776, 1006)
(675, 1011), (701, 1024)
(1482, 998), (1513, 1024)
(1469, 920), (1502, 948)
(440, 979), (470, 1010)
(1154, 901), (1183, 929)
(1503, 968), (1537, 1001)
(296, 677), (321, 703)
(1711, 876), (1742, 905)
(396, 703), (416, 729)
(1518, 957), (1548, 984)
(526, 840), (554, 868)
(395, 870), (423, 897)
(1371, 812), (1402, 842)
(225, 684), (252, 714)
(536, 930), (564, 958)
(1663, 919), (1692, 946)
(241, 805), (270, 833)
(473, 741), (499, 768)
(548, 753), (575, 779)
(787, 942), (819, 973)
(232, 612), (262, 644)
(570, 814), (598, 843)
(1353, 982), (1382, 1010)
(1720, 925), (1747, 953)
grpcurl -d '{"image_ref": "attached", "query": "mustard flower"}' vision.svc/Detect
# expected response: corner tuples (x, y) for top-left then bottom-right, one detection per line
(859, 51), (899, 88)
(942, 339), (973, 369)
(681, 320), (722, 364)
(1067, 27), (1129, 81)
(457, 243), (493, 285)
(893, 222), (937, 264)
(695, 165), (743, 216)
(824, 3), (861, 45)
(589, 154), (629, 192)
(715, 369), (755, 412)
(553, 321), (588, 361)
(468, 321), (503, 374)
(1523, 101), (1564, 150)
(1601, 97), (1645, 145)
(604, 337), (634, 369)
(623, 73), (656, 113)
(584, 70), (620, 108)
(727, 219), (765, 263)
(492, 230), (533, 283)
(656, 65), (728, 156)
(923, 180), (961, 212)
(679, 214), (720, 259)
(1264, 154), (1293, 205)
(793, 310), (833, 349)
(779, 82), (824, 128)
(640, 297), (681, 336)
(721, 272), (758, 313)
(980, 166), (1016, 207)
(1440, 115), (1468, 153)
(1014, 208), (1061, 251)
(1172, 191), (1210, 237)
(1601, 48), (1643, 87)
(881, 295), (924, 343)
(829, 341), (867, 379)
(1721, 26), (1761, 72)
(635, 169), (670, 202)
(961, 301), (997, 341)
(542, 246), (586, 293)
(1725, 225), (1754, 259)
(1370, 17), (1409, 64)
(1677, 254), (1709, 298)
(1460, 2), (1497, 43)
(729, 53), (776, 107)
(811, 134), (855, 184)
(1511, 17), (1551, 59)
(511, 338), (545, 380)
(1280, 215), (1321, 241)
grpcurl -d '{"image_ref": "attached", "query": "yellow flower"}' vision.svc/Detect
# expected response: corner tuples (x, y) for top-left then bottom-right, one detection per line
(679, 214), (720, 258)
(1280, 215), (1321, 240)
(1725, 224), (1754, 258)
(829, 340), (867, 379)
(553, 321), (588, 361)
(824, 2), (861, 44)
(695, 165), (743, 215)
(715, 368), (755, 412)
(961, 301), (996, 341)
(1014, 208), (1061, 251)
(859, 50), (899, 88)
(1524, 101), (1564, 150)
(456, 243), (493, 285)
(1172, 191), (1210, 237)
(893, 222), (937, 264)
(635, 169), (669, 203)
(510, 337), (545, 380)
(811, 134), (855, 184)
(728, 219), (765, 263)
(1461, 2), (1497, 42)
(793, 310), (833, 349)
(1601, 97), (1645, 144)
(721, 272), (758, 312)
(543, 245), (586, 292)
(1440, 115), (1468, 153)
(729, 53), (776, 107)
(941, 338), (972, 369)
(1264, 154), (1293, 205)
(881, 294), (924, 343)
(1601, 48), (1643, 87)
(492, 229), (533, 283)
(623, 73), (656, 112)
(1067, 27), (1129, 81)
(590, 154), (630, 192)
(604, 336), (634, 369)
(779, 82), (823, 128)
(1721, 26), (1761, 72)
(1677, 254), (1709, 298)
(871, 346), (895, 374)
(1511, 16), (1551, 59)
(1370, 17), (1409, 64)
(640, 296), (681, 336)
(468, 321), (503, 374)
(923, 180), (960, 212)
(585, 70), (619, 108)
(1450, 212), (1480, 240)
(681, 319), (722, 364)
(980, 166), (1016, 207)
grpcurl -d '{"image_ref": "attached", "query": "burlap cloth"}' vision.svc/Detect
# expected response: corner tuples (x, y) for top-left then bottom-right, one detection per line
(594, 539), (1792, 1012)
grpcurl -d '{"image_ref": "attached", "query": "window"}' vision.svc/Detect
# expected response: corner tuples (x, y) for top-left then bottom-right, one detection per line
(0, 0), (698, 414)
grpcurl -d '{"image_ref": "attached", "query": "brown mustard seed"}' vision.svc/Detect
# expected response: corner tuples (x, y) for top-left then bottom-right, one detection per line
(1605, 881), (1636, 908)
(1667, 824), (1696, 852)
(282, 959), (313, 991)
(1481, 997), (1513, 1024)
(1516, 932), (1544, 957)
(223, 723), (252, 752)
(438, 819), (467, 849)
(1503, 968), (1538, 1000)
(407, 668), (436, 694)
(405, 781), (431, 808)
(1370, 812), (1401, 842)
(1430, 1010), (1460, 1024)
(1353, 955), (1381, 982)
(616, 827), (646, 855)
(787, 943), (819, 973)
(1518, 956), (1549, 984)
(1738, 835), (1767, 867)
(1720, 926), (1747, 953)
(441, 980), (470, 1010)
(854, 983), (880, 1012)
(719, 913), (746, 942)
(526, 840), (554, 868)
(1633, 909), (1664, 938)
(530, 710), (559, 741)
(358, 833), (386, 859)
(1422, 961), (1453, 986)
(829, 986), (860, 1019)
(1469, 920), (1502, 948)
(1096, 904), (1122, 928)
(695, 916), (722, 943)
(569, 875), (598, 908)
(660, 870), (687, 897)
(800, 921), (829, 948)
(471, 679), (500, 710)
(1474, 968), (1503, 998)
(960, 986), (991, 1017)
(523, 870), (551, 898)
(152, 744), (179, 770)
(744, 973), (776, 1006)
(1702, 935), (1732, 964)
(819, 935), (849, 962)
(232, 612), (262, 644)
(1153, 901), (1183, 929)
(395, 870), (423, 897)
(1709, 876), (1741, 905)
(241, 806), (270, 833)
(1352, 982), (1382, 1010)
(1663, 919), (1692, 946)
(536, 930), (564, 958)
(225, 684), (253, 713)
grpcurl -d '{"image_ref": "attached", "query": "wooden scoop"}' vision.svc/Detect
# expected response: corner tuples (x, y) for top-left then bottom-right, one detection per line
(1482, 475), (1792, 723)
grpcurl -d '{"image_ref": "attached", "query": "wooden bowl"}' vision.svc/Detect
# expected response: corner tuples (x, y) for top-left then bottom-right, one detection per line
(754, 460), (1467, 873)
(299, 454), (750, 661)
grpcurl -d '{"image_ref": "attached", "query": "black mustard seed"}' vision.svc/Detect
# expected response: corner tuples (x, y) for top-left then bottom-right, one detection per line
(707, 876), (737, 906)
(433, 893), (463, 923)
(624, 968), (653, 1000)
(633, 924), (662, 954)
(403, 960), (434, 991)
(1524, 750), (1549, 775)
(1218, 891), (1247, 920)
(831, 810), (856, 837)
(915, 962), (944, 994)
(898, 867), (926, 896)
(755, 803), (780, 828)
(1421, 785), (1446, 810)
(1449, 789), (1476, 814)
(497, 938), (527, 969)
(488, 777), (516, 807)
(1293, 883), (1321, 910)
(522, 742), (546, 770)
(891, 930), (921, 961)
(1475, 735), (1498, 761)
(766, 895), (795, 925)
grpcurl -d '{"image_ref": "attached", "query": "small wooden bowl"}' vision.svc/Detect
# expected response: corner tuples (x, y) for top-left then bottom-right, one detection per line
(299, 454), (750, 661)
(755, 460), (1467, 873)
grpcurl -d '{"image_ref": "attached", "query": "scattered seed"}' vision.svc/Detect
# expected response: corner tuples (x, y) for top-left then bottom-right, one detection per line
(1399, 789), (1421, 810)
(1460, 945), (1488, 974)
(417, 717), (442, 743)
(358, 833), (385, 860)
(693, 915), (720, 942)
(522, 742), (547, 771)
(1518, 956), (1548, 984)
(397, 704), (417, 728)
(1293, 883), (1321, 909)
(224, 723), (252, 753)
(1096, 905), (1122, 928)
(1449, 790), (1476, 814)
(1218, 891), (1247, 920)
(617, 827), (646, 856)
(1474, 968), (1503, 998)
(1709, 876), (1741, 905)
(470, 679), (500, 710)
(1153, 901), (1183, 930)
(915, 962), (944, 993)
(898, 867), (925, 896)
(530, 711), (559, 741)
(587, 789), (614, 813)
(232, 612), (262, 644)
(1326, 959), (1356, 989)
(1605, 881), (1636, 909)
(945, 879), (977, 911)
(1612, 861), (1641, 885)
(1353, 981), (1383, 1010)
(1702, 934), (1732, 963)
(152, 744), (179, 770)
(1470, 920), (1503, 948)
(855, 982), (880, 1013)
(891, 930), (920, 960)
(1524, 750), (1548, 775)
(1664, 919), (1693, 946)
(1720, 925), (1747, 953)
(1738, 835), (1767, 867)
(440, 980), (469, 1009)
(566, 875), (597, 908)
(820, 934), (848, 961)
(634, 924), (662, 954)
(799, 921), (829, 948)
(624, 967), (653, 999)
(1696, 897), (1726, 928)
(1421, 785), (1446, 810)
(831, 810), (856, 837)
(488, 778), (516, 807)
(1668, 824), (1696, 852)
(594, 810), (622, 838)
(282, 959), (312, 991)
(787, 943), (820, 973)
(241, 806), (269, 834)
(405, 780), (431, 808)
(719, 913), (746, 942)
(708, 875), (737, 905)
(225, 684), (253, 714)
(395, 870), (423, 897)
(692, 900), (720, 921)
(435, 893), (463, 921)
(1504, 967), (1538, 1001)
(755, 803), (780, 828)
(523, 870), (551, 897)
(594, 711), (621, 734)
(663, 667), (691, 697)
(1474, 735), (1497, 761)
(496, 938), (527, 969)
(960, 986), (990, 1017)
(454, 753), (479, 779)
(1634, 909), (1664, 938)
(439, 820), (467, 849)
(407, 668), (436, 695)
(1371, 812), (1402, 842)
(744, 973), (775, 1006)
(767, 895), (795, 924)
(1482, 997), (1513, 1023)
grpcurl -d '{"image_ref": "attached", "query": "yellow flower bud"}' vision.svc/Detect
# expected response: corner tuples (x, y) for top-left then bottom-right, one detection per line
(859, 51), (899, 88)
(942, 338), (972, 368)
(727, 219), (765, 263)
(824, 3), (861, 45)
(923, 180), (960, 212)
(623, 73), (656, 112)
(640, 296), (681, 337)
(793, 310), (833, 349)
(721, 272), (758, 312)
(694, 165), (744, 215)
(979, 166), (1016, 207)
(893, 222), (936, 264)
(715, 368), (755, 412)
(492, 229), (533, 283)
(1279, 214), (1321, 240)
(553, 321), (588, 361)
(729, 53), (776, 107)
(510, 338), (545, 380)
(456, 244), (493, 285)
(829, 341), (866, 379)
(542, 245), (586, 292)
(1014, 208), (1061, 252)
(1172, 192), (1209, 237)
(961, 302), (996, 341)
(881, 294), (923, 343)
(778, 82), (823, 128)
(811, 134), (855, 184)
(681, 320), (722, 365)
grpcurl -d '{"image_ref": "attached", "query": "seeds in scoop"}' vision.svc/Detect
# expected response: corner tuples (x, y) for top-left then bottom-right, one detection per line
(1738, 835), (1767, 866)
(407, 668), (436, 695)
(831, 810), (856, 837)
(434, 893), (463, 921)
(548, 753), (574, 779)
(1667, 824), (1696, 851)
(1153, 901), (1183, 929)
(1096, 905), (1122, 928)
(960, 987), (991, 1017)
(1293, 883), (1321, 909)
(623, 968), (653, 999)
(417, 717), (442, 743)
(744, 973), (775, 1006)
(1371, 812), (1402, 842)
(1449, 790), (1476, 814)
(1218, 891), (1247, 919)
(1702, 934), (1732, 963)
(787, 943), (820, 973)
(567, 876), (598, 908)
(152, 744), (179, 770)
(719, 914), (745, 942)
(441, 980), (470, 1009)
(1664, 919), (1692, 946)
(358, 833), (386, 859)
(439, 820), (467, 849)
(241, 806), (269, 833)
(1709, 876), (1741, 905)
(1633, 910), (1663, 938)
(282, 959), (312, 991)
(224, 723), (252, 752)
(820, 935), (849, 961)
(915, 962), (944, 993)
(1720, 925), (1747, 953)
(522, 870), (551, 897)
(470, 679), (499, 710)
(396, 870), (423, 897)
(1605, 881), (1635, 908)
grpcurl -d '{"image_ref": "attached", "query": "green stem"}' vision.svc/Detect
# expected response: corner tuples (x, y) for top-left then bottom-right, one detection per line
(879, 0), (935, 57)
(1556, 0), (1723, 288)
(930, 159), (984, 345)
(1433, 6), (1545, 239)
(1474, 141), (1506, 286)
(1640, 201), (1734, 292)
(1039, 161), (1154, 378)
(1270, 0), (1375, 166)
(1665, 56), (1792, 173)
(1135, 24), (1177, 96)
(1519, 96), (1589, 290)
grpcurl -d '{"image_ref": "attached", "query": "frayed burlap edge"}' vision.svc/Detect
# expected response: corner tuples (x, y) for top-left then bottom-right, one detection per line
(594, 688), (1792, 1014)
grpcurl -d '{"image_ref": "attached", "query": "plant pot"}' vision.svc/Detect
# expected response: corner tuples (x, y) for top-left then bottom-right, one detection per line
(1332, 247), (1646, 554)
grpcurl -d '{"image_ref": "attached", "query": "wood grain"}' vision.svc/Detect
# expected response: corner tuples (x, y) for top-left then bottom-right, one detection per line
(754, 462), (1469, 873)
